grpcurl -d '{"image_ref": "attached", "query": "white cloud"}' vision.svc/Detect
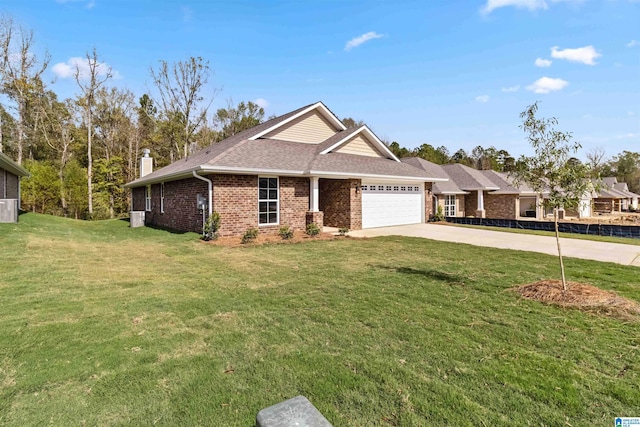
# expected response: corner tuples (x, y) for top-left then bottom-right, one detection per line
(254, 98), (269, 109)
(481, 0), (547, 14)
(56, 0), (95, 8)
(526, 77), (568, 93)
(481, 0), (586, 14)
(627, 40), (638, 48)
(52, 57), (120, 79)
(535, 58), (552, 67)
(344, 32), (383, 51)
(501, 85), (520, 92)
(550, 45), (600, 65)
(475, 95), (490, 103)
(181, 6), (193, 22)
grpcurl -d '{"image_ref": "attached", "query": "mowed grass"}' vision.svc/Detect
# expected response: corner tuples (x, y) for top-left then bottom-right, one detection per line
(0, 213), (639, 426)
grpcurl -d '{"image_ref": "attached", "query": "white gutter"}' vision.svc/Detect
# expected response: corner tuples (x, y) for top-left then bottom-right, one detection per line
(192, 170), (213, 217)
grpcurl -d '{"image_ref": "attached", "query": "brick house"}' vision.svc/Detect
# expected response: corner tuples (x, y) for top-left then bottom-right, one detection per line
(124, 102), (447, 236)
(406, 159), (554, 220)
(0, 151), (30, 223)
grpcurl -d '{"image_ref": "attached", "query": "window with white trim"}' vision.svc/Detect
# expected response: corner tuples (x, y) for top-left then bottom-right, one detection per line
(258, 177), (279, 225)
(160, 183), (165, 213)
(444, 195), (456, 217)
(145, 185), (151, 211)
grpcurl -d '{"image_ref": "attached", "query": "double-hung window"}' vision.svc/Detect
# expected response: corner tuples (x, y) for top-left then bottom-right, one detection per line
(258, 177), (279, 225)
(160, 183), (165, 213)
(444, 195), (456, 217)
(145, 185), (152, 211)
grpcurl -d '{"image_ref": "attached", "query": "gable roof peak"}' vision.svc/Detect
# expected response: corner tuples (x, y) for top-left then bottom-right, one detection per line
(249, 101), (346, 141)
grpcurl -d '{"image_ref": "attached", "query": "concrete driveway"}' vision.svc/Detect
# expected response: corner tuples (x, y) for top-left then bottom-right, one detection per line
(348, 223), (640, 267)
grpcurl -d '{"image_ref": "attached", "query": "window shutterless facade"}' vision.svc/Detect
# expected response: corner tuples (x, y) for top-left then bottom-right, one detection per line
(160, 183), (165, 213)
(444, 195), (456, 217)
(258, 177), (279, 225)
(145, 185), (152, 211)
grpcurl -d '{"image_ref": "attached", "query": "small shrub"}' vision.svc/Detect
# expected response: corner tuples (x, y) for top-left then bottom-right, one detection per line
(279, 225), (294, 240)
(202, 211), (221, 241)
(305, 222), (320, 237)
(241, 227), (259, 244)
(338, 227), (349, 236)
(433, 205), (445, 222)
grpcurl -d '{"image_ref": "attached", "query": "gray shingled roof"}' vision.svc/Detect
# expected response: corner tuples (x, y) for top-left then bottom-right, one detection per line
(441, 164), (499, 191)
(400, 158), (464, 194)
(125, 103), (444, 188)
(614, 182), (640, 198)
(480, 170), (520, 194)
(594, 177), (635, 199)
(0, 152), (29, 177)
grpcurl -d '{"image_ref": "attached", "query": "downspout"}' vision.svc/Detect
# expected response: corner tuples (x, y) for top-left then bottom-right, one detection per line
(192, 169), (213, 222)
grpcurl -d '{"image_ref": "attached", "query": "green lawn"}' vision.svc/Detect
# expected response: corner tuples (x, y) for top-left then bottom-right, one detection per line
(1, 213), (638, 426)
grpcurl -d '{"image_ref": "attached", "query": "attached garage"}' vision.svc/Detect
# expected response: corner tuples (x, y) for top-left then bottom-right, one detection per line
(361, 183), (424, 228)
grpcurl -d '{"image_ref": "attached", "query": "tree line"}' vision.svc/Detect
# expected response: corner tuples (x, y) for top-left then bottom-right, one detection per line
(1, 15), (638, 220)
(0, 15), (266, 219)
(386, 142), (640, 194)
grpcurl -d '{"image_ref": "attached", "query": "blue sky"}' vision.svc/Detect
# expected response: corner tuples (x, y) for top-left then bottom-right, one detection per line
(2, 0), (639, 159)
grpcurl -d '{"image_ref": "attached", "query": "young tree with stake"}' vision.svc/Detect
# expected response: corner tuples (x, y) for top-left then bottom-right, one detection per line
(511, 102), (591, 291)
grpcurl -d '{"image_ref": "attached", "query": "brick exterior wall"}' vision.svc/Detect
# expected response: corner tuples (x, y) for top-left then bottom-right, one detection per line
(1, 168), (19, 199)
(133, 174), (311, 236)
(141, 178), (209, 232)
(0, 168), (5, 198)
(464, 191), (518, 219)
(424, 182), (433, 220)
(212, 175), (310, 237)
(485, 194), (518, 219)
(306, 211), (324, 228)
(465, 192), (478, 217)
(131, 187), (145, 211)
(319, 178), (362, 229)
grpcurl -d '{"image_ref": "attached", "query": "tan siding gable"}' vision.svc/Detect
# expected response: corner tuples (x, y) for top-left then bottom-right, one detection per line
(336, 134), (384, 158)
(264, 110), (339, 144)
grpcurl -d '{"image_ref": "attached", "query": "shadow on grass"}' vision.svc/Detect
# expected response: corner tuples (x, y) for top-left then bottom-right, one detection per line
(119, 217), (194, 235)
(374, 264), (467, 284)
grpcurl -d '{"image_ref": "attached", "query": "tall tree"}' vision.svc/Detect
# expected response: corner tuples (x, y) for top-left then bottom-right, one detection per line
(149, 56), (217, 159)
(0, 16), (50, 164)
(34, 91), (77, 214)
(609, 151), (640, 193)
(585, 147), (606, 177)
(74, 47), (112, 217)
(92, 87), (135, 218)
(387, 141), (412, 158)
(342, 117), (364, 128)
(510, 102), (590, 291)
(213, 99), (264, 141)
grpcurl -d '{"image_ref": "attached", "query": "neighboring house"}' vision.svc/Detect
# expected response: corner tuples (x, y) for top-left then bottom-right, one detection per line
(406, 159), (555, 220)
(594, 177), (640, 213)
(124, 102), (447, 236)
(0, 151), (30, 223)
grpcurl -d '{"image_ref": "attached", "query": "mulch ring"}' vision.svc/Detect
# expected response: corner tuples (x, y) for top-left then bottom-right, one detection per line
(514, 280), (640, 320)
(204, 231), (351, 248)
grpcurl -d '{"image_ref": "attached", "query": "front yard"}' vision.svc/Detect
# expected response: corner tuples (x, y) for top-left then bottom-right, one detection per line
(0, 213), (638, 426)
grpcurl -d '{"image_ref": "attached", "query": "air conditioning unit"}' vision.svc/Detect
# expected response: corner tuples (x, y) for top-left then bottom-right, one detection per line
(0, 199), (18, 223)
(130, 211), (145, 228)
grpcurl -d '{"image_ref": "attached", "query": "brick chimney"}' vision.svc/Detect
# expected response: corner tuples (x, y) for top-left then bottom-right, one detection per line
(140, 149), (153, 178)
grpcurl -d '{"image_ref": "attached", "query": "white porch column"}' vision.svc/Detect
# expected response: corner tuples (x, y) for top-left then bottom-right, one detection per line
(475, 189), (486, 218)
(310, 176), (319, 212)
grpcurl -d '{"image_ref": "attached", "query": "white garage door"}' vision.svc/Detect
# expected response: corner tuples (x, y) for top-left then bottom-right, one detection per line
(361, 183), (423, 228)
